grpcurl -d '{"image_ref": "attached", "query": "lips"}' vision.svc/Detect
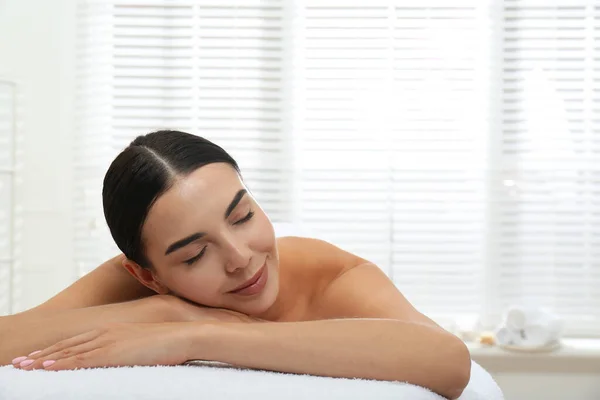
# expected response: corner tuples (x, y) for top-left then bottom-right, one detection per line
(229, 263), (266, 293)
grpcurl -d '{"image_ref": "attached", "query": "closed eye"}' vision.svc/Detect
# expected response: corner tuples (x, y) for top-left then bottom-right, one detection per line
(182, 211), (253, 265)
(233, 210), (254, 225)
(184, 246), (207, 265)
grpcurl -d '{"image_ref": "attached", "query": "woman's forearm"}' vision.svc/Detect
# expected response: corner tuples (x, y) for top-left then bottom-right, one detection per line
(0, 296), (173, 365)
(185, 318), (471, 400)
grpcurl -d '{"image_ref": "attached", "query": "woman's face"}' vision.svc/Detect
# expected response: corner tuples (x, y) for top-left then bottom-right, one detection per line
(140, 162), (280, 317)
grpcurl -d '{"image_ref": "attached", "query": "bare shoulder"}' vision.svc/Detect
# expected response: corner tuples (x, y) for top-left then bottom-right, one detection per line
(276, 236), (367, 302)
(276, 236), (366, 268)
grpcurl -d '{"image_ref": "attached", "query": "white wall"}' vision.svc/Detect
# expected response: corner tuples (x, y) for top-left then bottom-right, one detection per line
(493, 373), (599, 400)
(0, 0), (77, 313)
(474, 355), (600, 400)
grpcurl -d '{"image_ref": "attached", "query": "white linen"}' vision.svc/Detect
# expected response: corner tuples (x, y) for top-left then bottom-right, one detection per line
(0, 360), (502, 400)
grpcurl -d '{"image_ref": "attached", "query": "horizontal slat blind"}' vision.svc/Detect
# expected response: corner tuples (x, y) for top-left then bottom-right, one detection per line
(295, 2), (394, 273)
(390, 3), (488, 318)
(495, 0), (600, 335)
(75, 0), (291, 275)
(75, 1), (116, 276)
(294, 1), (490, 320)
(73, 0), (600, 335)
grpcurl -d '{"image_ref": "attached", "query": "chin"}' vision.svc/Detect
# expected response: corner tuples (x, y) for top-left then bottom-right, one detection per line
(238, 260), (279, 316)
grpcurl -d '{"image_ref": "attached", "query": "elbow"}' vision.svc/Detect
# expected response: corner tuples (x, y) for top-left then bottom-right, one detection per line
(384, 319), (473, 399)
(390, 326), (472, 399)
(440, 337), (472, 400)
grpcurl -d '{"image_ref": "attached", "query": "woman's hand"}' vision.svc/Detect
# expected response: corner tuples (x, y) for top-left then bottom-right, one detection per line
(9, 296), (261, 371)
(13, 322), (195, 371)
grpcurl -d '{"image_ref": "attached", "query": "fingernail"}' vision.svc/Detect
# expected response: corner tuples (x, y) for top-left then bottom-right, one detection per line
(28, 350), (41, 357)
(12, 356), (27, 364)
(43, 360), (56, 368)
(19, 359), (34, 367)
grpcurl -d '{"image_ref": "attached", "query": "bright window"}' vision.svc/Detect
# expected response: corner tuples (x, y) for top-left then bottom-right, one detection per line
(75, 0), (600, 336)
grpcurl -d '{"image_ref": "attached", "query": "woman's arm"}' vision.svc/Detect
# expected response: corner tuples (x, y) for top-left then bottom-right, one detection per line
(17, 264), (469, 399)
(178, 252), (468, 399)
(1, 254), (161, 364)
(188, 318), (469, 400)
(19, 317), (468, 400)
(15, 255), (155, 319)
(0, 295), (257, 366)
(0, 296), (167, 365)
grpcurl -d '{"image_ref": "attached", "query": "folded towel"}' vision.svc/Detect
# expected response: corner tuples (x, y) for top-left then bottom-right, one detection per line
(505, 306), (529, 331)
(524, 321), (561, 347)
(496, 305), (563, 348)
(0, 360), (503, 400)
(495, 326), (519, 346)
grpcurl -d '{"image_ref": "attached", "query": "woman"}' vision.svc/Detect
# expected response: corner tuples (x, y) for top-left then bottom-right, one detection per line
(4, 131), (470, 399)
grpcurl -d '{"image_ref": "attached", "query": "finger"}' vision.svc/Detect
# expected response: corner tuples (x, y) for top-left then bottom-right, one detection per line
(42, 348), (108, 371)
(19, 330), (102, 370)
(11, 350), (41, 366)
(27, 340), (104, 370)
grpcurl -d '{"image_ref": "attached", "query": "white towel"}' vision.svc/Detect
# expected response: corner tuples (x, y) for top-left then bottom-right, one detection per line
(0, 360), (503, 400)
(524, 321), (561, 347)
(505, 306), (530, 331)
(496, 305), (563, 348)
(495, 326), (520, 346)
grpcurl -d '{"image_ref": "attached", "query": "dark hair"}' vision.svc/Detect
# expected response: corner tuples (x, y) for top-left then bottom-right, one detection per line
(102, 130), (240, 268)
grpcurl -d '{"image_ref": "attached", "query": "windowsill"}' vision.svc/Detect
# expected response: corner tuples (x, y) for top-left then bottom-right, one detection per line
(467, 338), (600, 373)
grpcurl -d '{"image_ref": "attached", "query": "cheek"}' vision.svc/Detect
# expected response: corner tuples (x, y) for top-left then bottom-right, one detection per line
(251, 212), (276, 251)
(166, 268), (223, 302)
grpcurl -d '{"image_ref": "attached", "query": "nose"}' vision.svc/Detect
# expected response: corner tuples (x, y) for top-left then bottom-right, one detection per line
(222, 233), (252, 274)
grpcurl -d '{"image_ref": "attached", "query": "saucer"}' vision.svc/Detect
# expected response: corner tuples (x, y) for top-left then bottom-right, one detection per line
(498, 340), (561, 353)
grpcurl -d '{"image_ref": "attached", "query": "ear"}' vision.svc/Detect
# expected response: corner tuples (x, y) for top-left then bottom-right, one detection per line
(121, 258), (170, 295)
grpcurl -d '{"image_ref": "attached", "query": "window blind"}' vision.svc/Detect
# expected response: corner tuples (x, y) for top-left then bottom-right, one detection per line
(493, 0), (600, 336)
(74, 0), (600, 336)
(75, 1), (292, 275)
(293, 1), (491, 322)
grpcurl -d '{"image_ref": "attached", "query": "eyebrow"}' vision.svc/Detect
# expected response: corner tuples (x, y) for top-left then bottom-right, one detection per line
(164, 189), (248, 256)
(225, 189), (247, 219)
(164, 232), (205, 256)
